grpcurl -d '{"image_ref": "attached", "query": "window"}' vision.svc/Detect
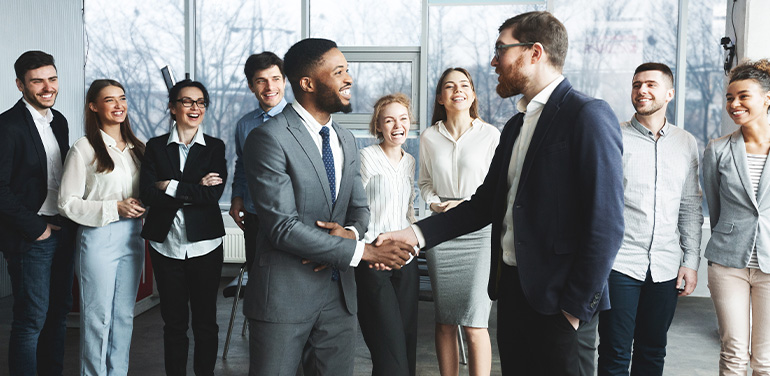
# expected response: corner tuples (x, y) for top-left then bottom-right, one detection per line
(84, 0), (184, 141)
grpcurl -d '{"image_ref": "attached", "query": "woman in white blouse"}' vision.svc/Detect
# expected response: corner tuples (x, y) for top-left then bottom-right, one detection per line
(58, 79), (146, 375)
(356, 93), (418, 376)
(420, 67), (500, 376)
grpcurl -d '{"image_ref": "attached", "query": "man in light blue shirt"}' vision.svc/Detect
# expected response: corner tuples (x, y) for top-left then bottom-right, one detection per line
(230, 52), (287, 271)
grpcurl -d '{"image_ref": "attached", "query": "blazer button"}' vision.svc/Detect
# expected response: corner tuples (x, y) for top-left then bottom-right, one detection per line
(515, 204), (523, 209)
(755, 211), (759, 217)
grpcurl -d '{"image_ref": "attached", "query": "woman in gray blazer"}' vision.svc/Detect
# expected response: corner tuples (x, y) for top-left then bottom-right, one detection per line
(703, 59), (770, 375)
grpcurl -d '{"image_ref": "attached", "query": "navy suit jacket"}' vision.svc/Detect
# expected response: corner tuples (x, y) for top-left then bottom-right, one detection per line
(417, 78), (624, 322)
(0, 99), (70, 253)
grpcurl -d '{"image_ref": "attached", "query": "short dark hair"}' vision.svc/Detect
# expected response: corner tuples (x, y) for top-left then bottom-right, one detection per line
(498, 11), (568, 71)
(634, 62), (674, 88)
(168, 79), (210, 121)
(14, 51), (56, 81)
(729, 58), (770, 92)
(244, 52), (284, 84)
(283, 38), (338, 93)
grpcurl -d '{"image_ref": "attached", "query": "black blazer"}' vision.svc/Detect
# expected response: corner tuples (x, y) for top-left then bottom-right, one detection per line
(417, 79), (625, 322)
(140, 131), (227, 243)
(0, 99), (70, 253)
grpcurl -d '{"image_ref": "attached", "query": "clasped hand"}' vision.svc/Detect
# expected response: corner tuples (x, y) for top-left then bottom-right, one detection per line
(302, 221), (415, 272)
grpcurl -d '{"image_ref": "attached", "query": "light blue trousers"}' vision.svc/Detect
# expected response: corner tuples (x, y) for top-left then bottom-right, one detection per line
(75, 218), (144, 376)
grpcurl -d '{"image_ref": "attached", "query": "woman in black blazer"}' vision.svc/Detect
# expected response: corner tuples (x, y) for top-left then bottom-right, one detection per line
(140, 79), (226, 376)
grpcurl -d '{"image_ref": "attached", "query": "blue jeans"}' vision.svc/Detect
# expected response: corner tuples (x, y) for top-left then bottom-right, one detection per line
(5, 227), (75, 376)
(597, 270), (679, 376)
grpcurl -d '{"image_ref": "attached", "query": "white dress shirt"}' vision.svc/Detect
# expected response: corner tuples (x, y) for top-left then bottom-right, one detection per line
(418, 118), (500, 204)
(58, 132), (140, 227)
(501, 75), (565, 266)
(291, 102), (364, 267)
(150, 126), (223, 260)
(23, 98), (62, 216)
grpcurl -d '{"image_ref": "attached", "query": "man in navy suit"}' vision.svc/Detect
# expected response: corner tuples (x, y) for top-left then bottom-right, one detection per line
(382, 11), (624, 375)
(0, 51), (75, 376)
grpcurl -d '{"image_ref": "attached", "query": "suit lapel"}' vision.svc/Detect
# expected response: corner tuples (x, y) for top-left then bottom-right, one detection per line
(182, 142), (204, 181)
(332, 121), (354, 215)
(165, 140), (183, 180)
(284, 105), (334, 212)
(516, 79), (571, 197)
(731, 131), (760, 209)
(17, 101), (49, 180)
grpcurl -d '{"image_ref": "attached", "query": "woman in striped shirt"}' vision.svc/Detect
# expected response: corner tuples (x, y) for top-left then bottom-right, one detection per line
(356, 93), (419, 376)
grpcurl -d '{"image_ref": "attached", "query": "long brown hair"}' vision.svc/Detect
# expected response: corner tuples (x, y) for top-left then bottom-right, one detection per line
(84, 79), (145, 173)
(430, 67), (481, 125)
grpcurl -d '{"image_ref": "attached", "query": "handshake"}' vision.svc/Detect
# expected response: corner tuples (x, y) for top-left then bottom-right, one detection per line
(363, 229), (420, 270)
(304, 222), (420, 271)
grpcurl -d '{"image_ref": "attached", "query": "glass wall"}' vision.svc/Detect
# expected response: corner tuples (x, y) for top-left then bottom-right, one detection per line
(83, 0), (727, 211)
(84, 0), (184, 141)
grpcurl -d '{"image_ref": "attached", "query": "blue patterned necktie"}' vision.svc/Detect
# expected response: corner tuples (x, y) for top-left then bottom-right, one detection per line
(319, 126), (340, 281)
(319, 126), (336, 205)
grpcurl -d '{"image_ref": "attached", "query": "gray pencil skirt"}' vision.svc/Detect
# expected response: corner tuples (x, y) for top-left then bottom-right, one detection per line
(426, 224), (493, 328)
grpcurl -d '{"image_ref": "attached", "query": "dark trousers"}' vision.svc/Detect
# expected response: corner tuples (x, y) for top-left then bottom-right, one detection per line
(497, 265), (582, 376)
(597, 270), (678, 376)
(243, 212), (258, 273)
(150, 245), (224, 376)
(355, 261), (419, 376)
(5, 221), (74, 376)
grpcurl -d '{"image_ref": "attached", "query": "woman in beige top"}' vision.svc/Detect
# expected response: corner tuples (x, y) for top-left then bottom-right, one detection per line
(58, 79), (146, 376)
(420, 67), (500, 376)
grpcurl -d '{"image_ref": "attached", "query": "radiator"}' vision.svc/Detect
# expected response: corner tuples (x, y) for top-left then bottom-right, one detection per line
(223, 226), (246, 264)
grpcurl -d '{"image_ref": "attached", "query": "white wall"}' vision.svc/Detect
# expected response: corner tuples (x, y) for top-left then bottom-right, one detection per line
(0, 0), (85, 298)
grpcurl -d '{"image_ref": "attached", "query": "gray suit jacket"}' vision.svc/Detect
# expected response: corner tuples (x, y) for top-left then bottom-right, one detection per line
(704, 130), (770, 272)
(242, 103), (369, 323)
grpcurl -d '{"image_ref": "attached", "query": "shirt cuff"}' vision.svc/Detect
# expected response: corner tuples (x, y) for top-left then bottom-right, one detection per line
(165, 180), (179, 198)
(681, 252), (701, 271)
(411, 224), (426, 248)
(350, 240), (365, 267)
(345, 226), (360, 241)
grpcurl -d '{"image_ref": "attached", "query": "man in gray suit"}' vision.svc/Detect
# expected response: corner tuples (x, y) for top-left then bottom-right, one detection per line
(243, 38), (414, 376)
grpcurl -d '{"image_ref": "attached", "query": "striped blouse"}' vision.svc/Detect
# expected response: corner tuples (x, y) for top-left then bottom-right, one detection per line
(360, 144), (416, 244)
(747, 153), (767, 269)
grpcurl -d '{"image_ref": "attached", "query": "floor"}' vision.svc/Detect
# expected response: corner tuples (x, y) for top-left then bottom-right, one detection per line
(0, 279), (721, 375)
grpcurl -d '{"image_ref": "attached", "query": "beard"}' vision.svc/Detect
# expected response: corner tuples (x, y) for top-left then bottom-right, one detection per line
(22, 87), (57, 110)
(496, 54), (528, 98)
(317, 81), (352, 114)
(634, 98), (666, 116)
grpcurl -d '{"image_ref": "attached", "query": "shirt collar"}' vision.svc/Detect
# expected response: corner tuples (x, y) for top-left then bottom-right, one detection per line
(436, 118), (484, 140)
(100, 129), (134, 149)
(630, 114), (671, 138)
(292, 101), (333, 133)
(22, 97), (53, 124)
(255, 98), (287, 120)
(167, 124), (206, 147)
(516, 75), (565, 114)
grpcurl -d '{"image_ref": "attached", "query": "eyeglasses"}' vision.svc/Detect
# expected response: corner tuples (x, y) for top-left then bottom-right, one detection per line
(494, 42), (536, 60)
(176, 98), (208, 108)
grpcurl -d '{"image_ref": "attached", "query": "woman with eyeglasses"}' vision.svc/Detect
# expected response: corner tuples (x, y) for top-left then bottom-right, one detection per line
(58, 79), (145, 375)
(140, 79), (227, 375)
(419, 67), (500, 376)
